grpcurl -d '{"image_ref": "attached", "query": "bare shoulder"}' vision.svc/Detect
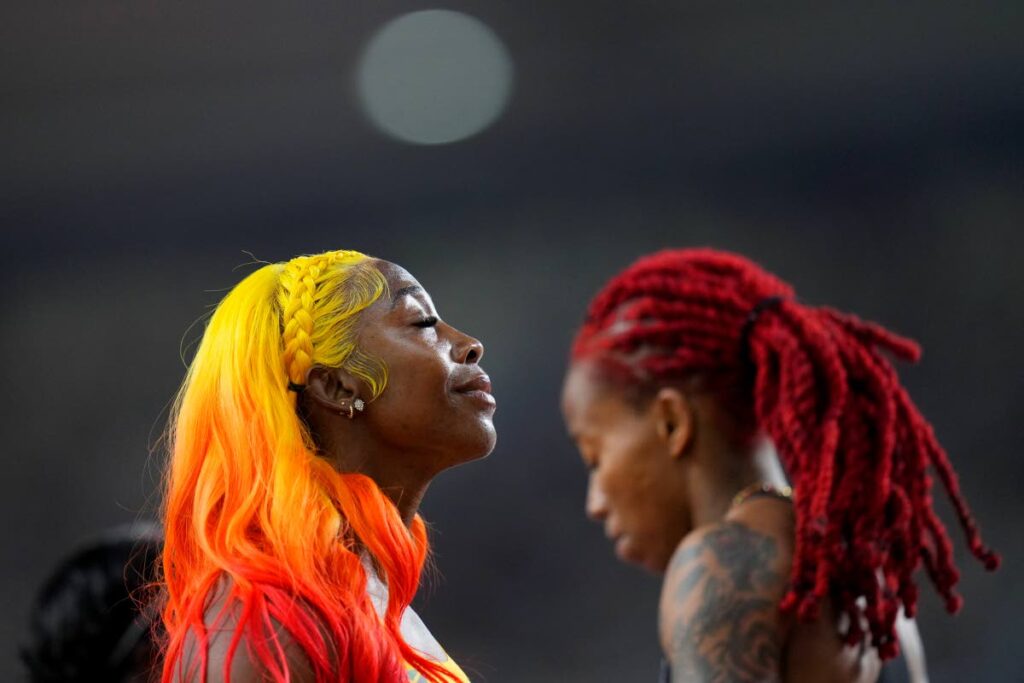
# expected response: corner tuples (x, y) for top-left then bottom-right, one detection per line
(172, 589), (317, 683)
(659, 520), (790, 683)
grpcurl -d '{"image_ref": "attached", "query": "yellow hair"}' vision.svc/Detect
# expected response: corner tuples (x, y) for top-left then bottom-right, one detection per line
(278, 251), (389, 397)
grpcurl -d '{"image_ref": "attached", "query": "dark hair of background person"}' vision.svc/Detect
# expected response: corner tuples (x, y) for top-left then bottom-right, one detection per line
(20, 522), (164, 683)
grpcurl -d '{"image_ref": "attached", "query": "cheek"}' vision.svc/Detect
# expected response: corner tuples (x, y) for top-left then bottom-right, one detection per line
(374, 349), (495, 455)
(602, 436), (665, 513)
(598, 456), (648, 508)
(367, 361), (445, 435)
(385, 351), (450, 405)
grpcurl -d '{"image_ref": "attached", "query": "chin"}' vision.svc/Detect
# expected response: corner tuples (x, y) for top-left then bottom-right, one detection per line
(472, 421), (498, 459)
(449, 421), (497, 466)
(615, 538), (669, 575)
(634, 553), (670, 576)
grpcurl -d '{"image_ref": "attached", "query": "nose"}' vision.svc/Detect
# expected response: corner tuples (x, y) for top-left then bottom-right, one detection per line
(451, 327), (484, 364)
(585, 474), (608, 522)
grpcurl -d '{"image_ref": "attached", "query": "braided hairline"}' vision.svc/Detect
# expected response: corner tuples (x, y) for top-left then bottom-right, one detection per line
(571, 248), (998, 659)
(278, 251), (363, 387)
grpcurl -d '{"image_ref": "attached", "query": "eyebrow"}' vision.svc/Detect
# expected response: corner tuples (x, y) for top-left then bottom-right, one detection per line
(390, 285), (424, 309)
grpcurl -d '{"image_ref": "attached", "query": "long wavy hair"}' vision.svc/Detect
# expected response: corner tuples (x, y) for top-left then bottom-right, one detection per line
(160, 250), (458, 682)
(571, 248), (998, 659)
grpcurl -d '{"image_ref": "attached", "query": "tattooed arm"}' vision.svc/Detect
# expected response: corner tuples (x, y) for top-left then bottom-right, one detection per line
(658, 521), (788, 683)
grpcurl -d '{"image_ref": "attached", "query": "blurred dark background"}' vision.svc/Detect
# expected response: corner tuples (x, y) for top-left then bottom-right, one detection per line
(2, 2), (1022, 680)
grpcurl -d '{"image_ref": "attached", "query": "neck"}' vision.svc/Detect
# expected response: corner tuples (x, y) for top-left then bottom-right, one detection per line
(378, 478), (430, 527)
(686, 433), (789, 528)
(317, 421), (436, 527)
(346, 451), (434, 527)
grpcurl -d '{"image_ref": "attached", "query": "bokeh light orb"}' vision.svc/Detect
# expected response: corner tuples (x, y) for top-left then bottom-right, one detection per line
(356, 10), (514, 145)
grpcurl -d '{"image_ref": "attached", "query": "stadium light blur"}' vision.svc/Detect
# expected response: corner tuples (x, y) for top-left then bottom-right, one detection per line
(356, 9), (514, 145)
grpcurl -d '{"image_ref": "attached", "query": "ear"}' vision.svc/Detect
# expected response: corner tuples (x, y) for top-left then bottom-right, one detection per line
(651, 387), (694, 459)
(304, 366), (360, 414)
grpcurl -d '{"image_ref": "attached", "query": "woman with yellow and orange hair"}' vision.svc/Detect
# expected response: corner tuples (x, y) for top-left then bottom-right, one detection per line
(160, 250), (496, 682)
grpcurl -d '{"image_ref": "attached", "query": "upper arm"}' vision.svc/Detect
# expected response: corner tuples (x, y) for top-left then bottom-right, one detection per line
(659, 521), (787, 683)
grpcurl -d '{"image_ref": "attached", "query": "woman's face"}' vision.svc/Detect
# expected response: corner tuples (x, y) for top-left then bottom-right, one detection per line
(561, 364), (691, 574)
(353, 260), (497, 474)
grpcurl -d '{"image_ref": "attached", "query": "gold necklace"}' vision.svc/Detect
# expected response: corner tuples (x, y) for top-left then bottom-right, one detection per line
(731, 482), (794, 510)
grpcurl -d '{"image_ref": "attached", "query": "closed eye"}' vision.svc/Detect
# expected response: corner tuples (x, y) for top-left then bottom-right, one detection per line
(413, 316), (439, 328)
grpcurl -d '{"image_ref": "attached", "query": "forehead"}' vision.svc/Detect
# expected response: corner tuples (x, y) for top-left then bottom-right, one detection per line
(370, 259), (434, 307)
(373, 259), (419, 291)
(562, 364), (619, 426)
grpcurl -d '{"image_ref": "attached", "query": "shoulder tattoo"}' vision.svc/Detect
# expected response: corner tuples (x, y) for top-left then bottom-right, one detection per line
(662, 522), (784, 683)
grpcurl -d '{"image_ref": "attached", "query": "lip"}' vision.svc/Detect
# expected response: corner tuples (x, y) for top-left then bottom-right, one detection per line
(453, 373), (492, 394)
(453, 372), (496, 409)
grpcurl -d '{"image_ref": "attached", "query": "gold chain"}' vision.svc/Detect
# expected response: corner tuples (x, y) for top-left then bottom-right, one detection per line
(731, 482), (794, 510)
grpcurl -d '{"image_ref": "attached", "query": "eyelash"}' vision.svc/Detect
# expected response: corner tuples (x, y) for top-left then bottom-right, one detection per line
(413, 316), (439, 328)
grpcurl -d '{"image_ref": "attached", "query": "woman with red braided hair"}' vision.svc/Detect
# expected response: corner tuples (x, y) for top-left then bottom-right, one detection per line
(561, 248), (998, 682)
(160, 249), (496, 682)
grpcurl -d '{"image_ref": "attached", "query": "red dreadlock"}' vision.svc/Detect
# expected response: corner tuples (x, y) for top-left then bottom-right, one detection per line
(571, 248), (998, 659)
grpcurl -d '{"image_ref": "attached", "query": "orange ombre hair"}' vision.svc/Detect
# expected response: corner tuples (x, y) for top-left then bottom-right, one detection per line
(160, 250), (458, 682)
